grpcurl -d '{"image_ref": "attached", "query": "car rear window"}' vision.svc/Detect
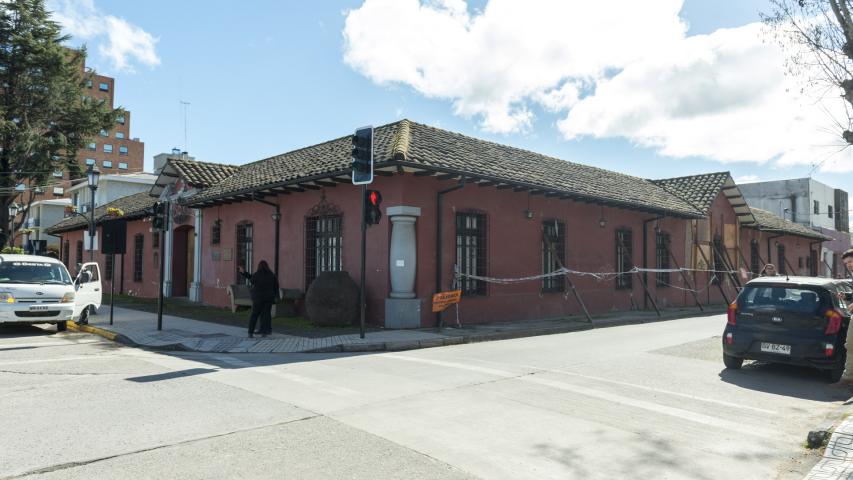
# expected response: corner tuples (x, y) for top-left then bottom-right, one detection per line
(0, 261), (72, 285)
(738, 286), (830, 315)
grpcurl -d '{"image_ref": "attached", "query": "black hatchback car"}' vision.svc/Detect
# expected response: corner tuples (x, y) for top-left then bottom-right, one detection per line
(723, 276), (853, 382)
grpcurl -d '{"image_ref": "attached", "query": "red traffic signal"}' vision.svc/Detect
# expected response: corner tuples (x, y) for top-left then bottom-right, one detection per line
(365, 189), (382, 225)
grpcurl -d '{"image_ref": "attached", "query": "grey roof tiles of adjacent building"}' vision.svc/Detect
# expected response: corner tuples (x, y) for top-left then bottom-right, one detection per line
(652, 172), (756, 225)
(652, 172), (731, 213)
(747, 207), (831, 240)
(186, 120), (704, 218)
(46, 192), (156, 234)
(151, 158), (241, 197)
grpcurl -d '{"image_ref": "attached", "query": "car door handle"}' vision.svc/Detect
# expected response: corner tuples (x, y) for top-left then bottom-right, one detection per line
(94, 288), (100, 291)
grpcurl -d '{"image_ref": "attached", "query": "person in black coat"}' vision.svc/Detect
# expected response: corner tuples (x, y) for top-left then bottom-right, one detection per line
(237, 260), (279, 338)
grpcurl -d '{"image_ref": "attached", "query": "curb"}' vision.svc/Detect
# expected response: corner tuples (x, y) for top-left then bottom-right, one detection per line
(66, 320), (133, 347)
(68, 307), (726, 355)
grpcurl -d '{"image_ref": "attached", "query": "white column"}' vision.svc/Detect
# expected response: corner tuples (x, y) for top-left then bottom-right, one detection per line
(189, 208), (203, 302)
(388, 206), (421, 298)
(385, 206), (422, 328)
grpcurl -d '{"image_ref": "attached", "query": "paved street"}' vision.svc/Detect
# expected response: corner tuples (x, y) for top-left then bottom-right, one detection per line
(2, 314), (851, 479)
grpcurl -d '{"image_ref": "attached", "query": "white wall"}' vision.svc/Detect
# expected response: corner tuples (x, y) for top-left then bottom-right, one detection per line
(739, 178), (810, 224)
(809, 179), (837, 230)
(71, 176), (155, 211)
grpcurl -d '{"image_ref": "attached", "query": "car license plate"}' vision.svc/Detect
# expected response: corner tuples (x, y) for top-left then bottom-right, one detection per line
(760, 342), (791, 355)
(29, 305), (50, 312)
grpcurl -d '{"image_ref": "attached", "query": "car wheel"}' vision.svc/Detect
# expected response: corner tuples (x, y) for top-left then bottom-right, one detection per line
(826, 367), (845, 383)
(723, 353), (744, 369)
(56, 321), (67, 332)
(826, 348), (847, 383)
(78, 308), (89, 325)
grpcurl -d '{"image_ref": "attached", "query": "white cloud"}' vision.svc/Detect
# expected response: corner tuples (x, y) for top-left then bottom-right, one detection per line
(735, 175), (760, 184)
(343, 0), (686, 134)
(343, 1), (853, 173)
(48, 0), (160, 72)
(559, 23), (853, 172)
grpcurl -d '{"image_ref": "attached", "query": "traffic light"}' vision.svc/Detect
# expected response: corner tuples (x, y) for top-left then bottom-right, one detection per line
(351, 125), (373, 185)
(151, 202), (167, 231)
(364, 189), (382, 225)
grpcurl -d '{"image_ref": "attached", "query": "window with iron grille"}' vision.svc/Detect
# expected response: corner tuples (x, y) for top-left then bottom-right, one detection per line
(105, 253), (113, 281)
(712, 236), (724, 285)
(63, 240), (70, 268)
(456, 213), (487, 296)
(152, 231), (159, 249)
(211, 220), (221, 245)
(236, 222), (254, 285)
(808, 250), (818, 277)
(615, 230), (633, 289)
(655, 231), (670, 287)
(305, 216), (342, 288)
(75, 241), (83, 268)
(542, 220), (565, 293)
(750, 241), (761, 275)
(133, 234), (144, 282)
(777, 244), (787, 275)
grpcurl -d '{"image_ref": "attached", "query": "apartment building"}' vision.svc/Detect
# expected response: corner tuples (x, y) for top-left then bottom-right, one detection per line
(739, 178), (851, 277)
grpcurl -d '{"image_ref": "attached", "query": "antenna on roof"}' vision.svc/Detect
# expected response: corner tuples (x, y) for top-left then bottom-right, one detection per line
(180, 100), (190, 154)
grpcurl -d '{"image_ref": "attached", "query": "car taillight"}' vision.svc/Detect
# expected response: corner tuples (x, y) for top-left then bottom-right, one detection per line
(826, 343), (835, 357)
(727, 302), (737, 326)
(825, 309), (843, 335)
(726, 332), (733, 345)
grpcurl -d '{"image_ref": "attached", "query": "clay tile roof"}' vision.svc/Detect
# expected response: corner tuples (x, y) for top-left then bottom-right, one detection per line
(46, 192), (157, 234)
(651, 172), (732, 214)
(747, 207), (831, 240)
(168, 158), (239, 189)
(187, 120), (704, 218)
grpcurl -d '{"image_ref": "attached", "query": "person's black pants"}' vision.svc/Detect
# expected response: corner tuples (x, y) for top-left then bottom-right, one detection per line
(248, 301), (273, 335)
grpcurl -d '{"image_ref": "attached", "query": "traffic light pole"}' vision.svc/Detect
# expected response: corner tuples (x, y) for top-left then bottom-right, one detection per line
(156, 201), (169, 331)
(359, 185), (367, 339)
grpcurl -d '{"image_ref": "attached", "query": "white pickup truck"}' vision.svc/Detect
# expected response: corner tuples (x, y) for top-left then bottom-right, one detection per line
(0, 255), (102, 331)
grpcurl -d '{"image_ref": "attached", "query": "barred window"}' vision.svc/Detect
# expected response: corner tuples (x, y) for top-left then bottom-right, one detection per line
(152, 231), (159, 249)
(105, 253), (113, 281)
(63, 240), (70, 268)
(211, 219), (221, 245)
(542, 220), (565, 293)
(750, 240), (760, 275)
(615, 230), (633, 289)
(456, 213), (487, 296)
(655, 231), (670, 287)
(236, 222), (254, 285)
(777, 244), (786, 275)
(75, 241), (83, 269)
(305, 216), (342, 288)
(133, 234), (144, 282)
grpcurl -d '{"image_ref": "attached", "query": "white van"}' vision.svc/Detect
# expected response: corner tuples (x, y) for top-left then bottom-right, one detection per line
(72, 261), (102, 324)
(0, 255), (76, 330)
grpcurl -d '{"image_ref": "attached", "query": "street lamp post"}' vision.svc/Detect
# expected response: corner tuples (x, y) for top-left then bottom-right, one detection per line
(86, 166), (100, 262)
(7, 203), (18, 248)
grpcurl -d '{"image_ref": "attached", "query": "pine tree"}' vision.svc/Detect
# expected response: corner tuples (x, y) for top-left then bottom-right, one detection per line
(0, 0), (120, 247)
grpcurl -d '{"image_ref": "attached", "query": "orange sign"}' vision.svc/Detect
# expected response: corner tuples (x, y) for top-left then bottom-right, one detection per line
(432, 290), (462, 312)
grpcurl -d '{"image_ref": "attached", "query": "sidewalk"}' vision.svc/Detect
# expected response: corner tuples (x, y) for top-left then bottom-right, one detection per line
(69, 305), (725, 354)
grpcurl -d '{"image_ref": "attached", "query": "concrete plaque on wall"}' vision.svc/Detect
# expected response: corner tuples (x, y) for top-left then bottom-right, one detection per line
(222, 248), (232, 261)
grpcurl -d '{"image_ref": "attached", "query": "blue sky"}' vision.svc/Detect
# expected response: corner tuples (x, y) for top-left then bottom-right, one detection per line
(49, 0), (853, 216)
